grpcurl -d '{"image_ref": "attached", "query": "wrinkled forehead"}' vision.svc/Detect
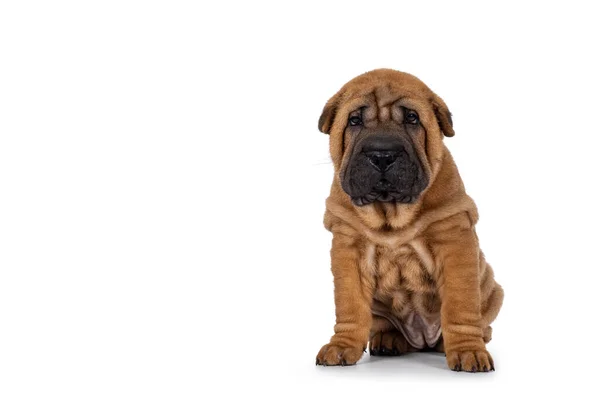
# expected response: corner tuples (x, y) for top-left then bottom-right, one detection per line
(337, 82), (434, 123)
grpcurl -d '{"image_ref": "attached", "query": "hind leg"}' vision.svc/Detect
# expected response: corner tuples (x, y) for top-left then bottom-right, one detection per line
(369, 316), (418, 356)
(481, 282), (503, 343)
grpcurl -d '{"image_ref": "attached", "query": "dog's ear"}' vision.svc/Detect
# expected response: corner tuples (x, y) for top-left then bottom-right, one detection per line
(318, 90), (344, 134)
(432, 93), (454, 137)
(318, 102), (336, 134)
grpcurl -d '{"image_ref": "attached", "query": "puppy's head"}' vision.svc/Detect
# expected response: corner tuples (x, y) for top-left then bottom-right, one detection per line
(319, 69), (454, 207)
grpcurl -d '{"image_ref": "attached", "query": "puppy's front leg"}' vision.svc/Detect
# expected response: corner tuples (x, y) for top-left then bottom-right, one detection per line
(316, 235), (373, 366)
(437, 227), (494, 372)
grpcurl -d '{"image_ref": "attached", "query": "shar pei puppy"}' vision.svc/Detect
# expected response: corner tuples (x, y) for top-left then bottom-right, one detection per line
(315, 69), (503, 372)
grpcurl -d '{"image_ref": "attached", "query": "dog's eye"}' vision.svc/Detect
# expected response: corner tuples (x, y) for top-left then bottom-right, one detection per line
(348, 116), (363, 126)
(405, 111), (419, 125)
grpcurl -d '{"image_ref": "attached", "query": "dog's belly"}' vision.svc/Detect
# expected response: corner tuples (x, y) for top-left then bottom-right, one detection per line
(372, 299), (441, 349)
(365, 241), (442, 349)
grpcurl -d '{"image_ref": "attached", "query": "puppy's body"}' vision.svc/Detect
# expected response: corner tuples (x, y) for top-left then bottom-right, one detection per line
(316, 69), (503, 372)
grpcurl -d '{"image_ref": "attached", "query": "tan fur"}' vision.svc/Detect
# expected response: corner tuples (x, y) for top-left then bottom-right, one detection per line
(315, 69), (503, 372)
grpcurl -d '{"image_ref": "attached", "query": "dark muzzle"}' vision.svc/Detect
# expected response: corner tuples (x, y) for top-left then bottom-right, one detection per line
(342, 134), (428, 206)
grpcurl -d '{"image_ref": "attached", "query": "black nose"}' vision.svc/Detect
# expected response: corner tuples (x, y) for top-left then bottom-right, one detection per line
(365, 151), (399, 171)
(362, 136), (406, 172)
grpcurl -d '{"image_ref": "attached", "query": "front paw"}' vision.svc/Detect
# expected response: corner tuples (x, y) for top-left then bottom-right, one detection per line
(446, 349), (495, 372)
(316, 343), (365, 366)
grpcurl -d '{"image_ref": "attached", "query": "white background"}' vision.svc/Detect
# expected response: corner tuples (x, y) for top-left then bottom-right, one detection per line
(1, 1), (599, 399)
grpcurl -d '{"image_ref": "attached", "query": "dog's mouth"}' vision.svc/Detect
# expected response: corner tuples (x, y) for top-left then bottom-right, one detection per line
(348, 177), (420, 206)
(351, 191), (418, 206)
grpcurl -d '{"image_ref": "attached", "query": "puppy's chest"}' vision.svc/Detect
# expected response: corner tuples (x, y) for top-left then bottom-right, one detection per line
(361, 240), (439, 302)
